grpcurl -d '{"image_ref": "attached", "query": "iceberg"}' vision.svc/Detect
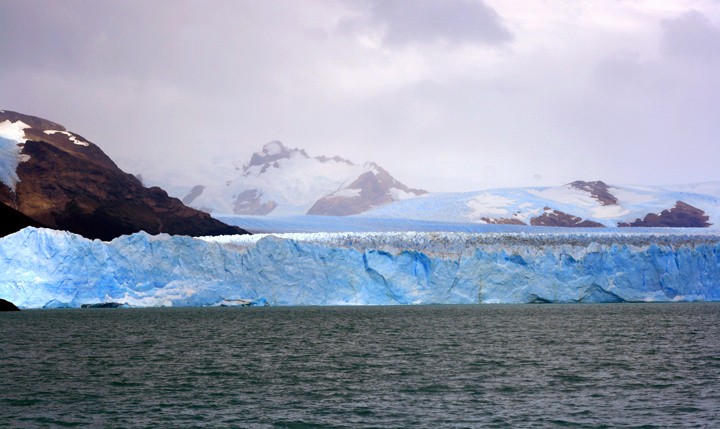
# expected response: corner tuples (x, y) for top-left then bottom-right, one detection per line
(1, 227), (719, 308)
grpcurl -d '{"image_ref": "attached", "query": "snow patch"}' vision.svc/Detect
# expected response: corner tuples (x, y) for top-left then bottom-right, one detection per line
(0, 137), (23, 190)
(590, 204), (630, 219)
(0, 120), (31, 190)
(467, 193), (514, 217)
(528, 186), (598, 208)
(611, 187), (655, 205)
(44, 130), (90, 146)
(390, 187), (421, 201)
(0, 120), (30, 144)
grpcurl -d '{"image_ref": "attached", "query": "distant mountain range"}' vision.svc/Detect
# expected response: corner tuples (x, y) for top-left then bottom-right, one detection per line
(3, 109), (717, 235)
(359, 180), (719, 228)
(0, 110), (247, 239)
(152, 140), (427, 217)
(139, 138), (718, 229)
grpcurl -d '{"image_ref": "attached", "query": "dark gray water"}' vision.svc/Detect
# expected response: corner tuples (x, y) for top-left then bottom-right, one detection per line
(2, 304), (719, 428)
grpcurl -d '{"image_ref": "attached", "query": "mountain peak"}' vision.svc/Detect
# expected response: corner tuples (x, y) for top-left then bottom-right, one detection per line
(0, 110), (248, 239)
(263, 140), (287, 155)
(175, 141), (427, 216)
(248, 141), (309, 168)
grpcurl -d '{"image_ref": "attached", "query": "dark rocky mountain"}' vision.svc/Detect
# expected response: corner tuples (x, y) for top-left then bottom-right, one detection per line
(0, 298), (20, 311)
(618, 201), (711, 228)
(0, 201), (45, 237)
(0, 110), (248, 240)
(307, 164), (427, 216)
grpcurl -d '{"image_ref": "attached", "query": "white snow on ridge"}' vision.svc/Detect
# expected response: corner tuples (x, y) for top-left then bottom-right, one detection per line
(590, 204), (630, 219)
(528, 186), (597, 208)
(0, 120), (30, 144)
(670, 182), (720, 197)
(0, 120), (31, 191)
(390, 187), (422, 201)
(44, 130), (90, 146)
(610, 187), (655, 205)
(0, 137), (23, 191)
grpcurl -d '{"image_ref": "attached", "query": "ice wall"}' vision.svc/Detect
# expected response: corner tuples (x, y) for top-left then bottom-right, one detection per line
(1, 228), (719, 308)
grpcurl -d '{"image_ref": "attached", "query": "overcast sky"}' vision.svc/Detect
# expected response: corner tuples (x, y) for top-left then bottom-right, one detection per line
(2, 0), (719, 191)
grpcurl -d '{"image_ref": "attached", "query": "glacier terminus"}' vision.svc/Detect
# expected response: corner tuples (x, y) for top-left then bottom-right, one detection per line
(1, 227), (719, 308)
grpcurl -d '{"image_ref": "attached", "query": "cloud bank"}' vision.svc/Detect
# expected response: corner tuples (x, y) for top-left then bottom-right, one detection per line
(1, 0), (719, 191)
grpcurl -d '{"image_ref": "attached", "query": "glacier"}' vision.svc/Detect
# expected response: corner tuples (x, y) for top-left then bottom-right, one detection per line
(0, 119), (31, 191)
(359, 184), (720, 227)
(1, 227), (719, 308)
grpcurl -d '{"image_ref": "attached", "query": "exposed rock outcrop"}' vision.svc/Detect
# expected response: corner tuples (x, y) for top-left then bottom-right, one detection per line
(618, 201), (711, 228)
(307, 165), (427, 216)
(530, 208), (604, 228)
(181, 185), (205, 206)
(568, 180), (618, 206)
(248, 140), (309, 168)
(233, 189), (277, 215)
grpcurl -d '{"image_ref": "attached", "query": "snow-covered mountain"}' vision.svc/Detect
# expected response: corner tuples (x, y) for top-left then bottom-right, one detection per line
(0, 110), (246, 239)
(137, 139), (718, 228)
(161, 141), (427, 216)
(358, 180), (720, 229)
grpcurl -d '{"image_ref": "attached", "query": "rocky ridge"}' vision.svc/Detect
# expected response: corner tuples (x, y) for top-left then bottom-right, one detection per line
(619, 201), (711, 228)
(0, 110), (248, 240)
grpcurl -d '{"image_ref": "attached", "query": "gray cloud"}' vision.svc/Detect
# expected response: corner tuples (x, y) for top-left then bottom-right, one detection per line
(559, 9), (720, 187)
(661, 9), (720, 62)
(1, 1), (718, 192)
(0, 1), (177, 76)
(340, 0), (512, 46)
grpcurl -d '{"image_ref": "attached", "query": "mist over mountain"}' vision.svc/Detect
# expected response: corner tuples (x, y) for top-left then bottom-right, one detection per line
(3, 109), (717, 234)
(134, 139), (719, 229)
(139, 140), (427, 217)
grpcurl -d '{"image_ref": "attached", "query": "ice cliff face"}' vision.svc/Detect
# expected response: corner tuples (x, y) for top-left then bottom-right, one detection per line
(1, 228), (719, 308)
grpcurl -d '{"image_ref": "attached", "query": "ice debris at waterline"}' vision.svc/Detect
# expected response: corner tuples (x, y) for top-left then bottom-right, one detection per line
(1, 227), (719, 308)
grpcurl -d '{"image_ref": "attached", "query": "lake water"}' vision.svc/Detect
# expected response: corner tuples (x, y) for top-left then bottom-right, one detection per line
(2, 304), (719, 428)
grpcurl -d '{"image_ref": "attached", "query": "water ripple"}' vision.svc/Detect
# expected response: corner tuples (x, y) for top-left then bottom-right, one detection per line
(1, 303), (719, 428)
